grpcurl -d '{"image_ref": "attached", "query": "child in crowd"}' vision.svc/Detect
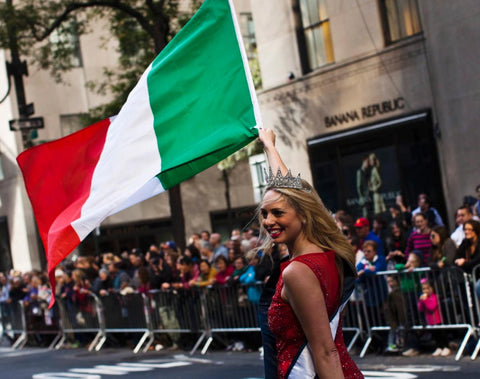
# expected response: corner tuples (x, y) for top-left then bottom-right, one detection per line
(384, 275), (406, 352)
(396, 249), (422, 272)
(395, 250), (423, 357)
(417, 278), (451, 356)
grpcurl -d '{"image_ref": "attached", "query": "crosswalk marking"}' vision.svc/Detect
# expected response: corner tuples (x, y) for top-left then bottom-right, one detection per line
(0, 347), (49, 358)
(360, 364), (462, 379)
(33, 360), (193, 378)
(142, 361), (192, 368)
(69, 368), (128, 375)
(30, 356), (462, 379)
(33, 373), (101, 379)
(173, 353), (215, 364)
(362, 372), (417, 378)
(116, 362), (181, 369)
(385, 365), (461, 372)
(95, 364), (152, 372)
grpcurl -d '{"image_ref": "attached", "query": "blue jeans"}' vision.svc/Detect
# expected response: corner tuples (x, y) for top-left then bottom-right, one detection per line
(258, 305), (277, 379)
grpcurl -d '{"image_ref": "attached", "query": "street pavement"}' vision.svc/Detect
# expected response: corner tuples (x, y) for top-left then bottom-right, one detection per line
(0, 346), (478, 379)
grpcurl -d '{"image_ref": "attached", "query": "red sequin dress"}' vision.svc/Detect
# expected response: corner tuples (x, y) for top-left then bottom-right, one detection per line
(268, 251), (363, 378)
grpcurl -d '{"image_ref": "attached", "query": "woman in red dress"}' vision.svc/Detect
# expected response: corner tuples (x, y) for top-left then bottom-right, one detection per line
(258, 129), (363, 378)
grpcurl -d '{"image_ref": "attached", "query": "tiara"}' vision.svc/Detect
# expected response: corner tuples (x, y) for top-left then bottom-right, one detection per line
(264, 167), (310, 191)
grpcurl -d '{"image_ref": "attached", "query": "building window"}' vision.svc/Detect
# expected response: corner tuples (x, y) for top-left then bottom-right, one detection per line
(379, 0), (422, 44)
(249, 154), (268, 203)
(239, 13), (256, 60)
(0, 216), (13, 273)
(60, 114), (87, 136)
(298, 0), (335, 72)
(239, 13), (262, 89)
(49, 18), (83, 68)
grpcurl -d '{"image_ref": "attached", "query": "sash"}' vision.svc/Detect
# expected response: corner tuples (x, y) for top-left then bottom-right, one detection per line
(286, 260), (356, 379)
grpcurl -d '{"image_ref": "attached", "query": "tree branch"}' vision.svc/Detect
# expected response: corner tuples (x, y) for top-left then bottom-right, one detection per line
(30, 1), (155, 42)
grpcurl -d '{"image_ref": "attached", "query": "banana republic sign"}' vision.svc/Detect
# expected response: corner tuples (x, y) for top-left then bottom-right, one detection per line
(324, 97), (405, 128)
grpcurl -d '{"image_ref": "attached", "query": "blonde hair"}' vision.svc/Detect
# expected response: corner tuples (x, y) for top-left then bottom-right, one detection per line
(369, 153), (380, 169)
(258, 180), (357, 293)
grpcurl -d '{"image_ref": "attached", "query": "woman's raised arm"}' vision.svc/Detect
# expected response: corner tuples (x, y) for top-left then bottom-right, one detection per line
(258, 128), (289, 176)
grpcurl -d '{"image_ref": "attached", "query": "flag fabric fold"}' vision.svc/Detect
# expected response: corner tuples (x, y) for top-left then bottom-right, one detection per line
(16, 0), (262, 306)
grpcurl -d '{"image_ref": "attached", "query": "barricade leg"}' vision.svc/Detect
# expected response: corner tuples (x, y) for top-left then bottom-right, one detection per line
(133, 331), (154, 354)
(140, 332), (155, 353)
(87, 330), (106, 352)
(189, 331), (207, 355)
(456, 325), (474, 361)
(471, 334), (480, 360)
(54, 334), (66, 350)
(93, 334), (107, 352)
(343, 328), (361, 352)
(359, 336), (372, 358)
(11, 332), (27, 350)
(48, 332), (63, 350)
(200, 335), (214, 355)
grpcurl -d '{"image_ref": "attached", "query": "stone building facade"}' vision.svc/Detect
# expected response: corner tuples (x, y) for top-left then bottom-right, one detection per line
(252, 0), (479, 227)
(0, 0), (479, 272)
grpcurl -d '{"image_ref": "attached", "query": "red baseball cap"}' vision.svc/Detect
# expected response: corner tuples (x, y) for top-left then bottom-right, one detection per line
(354, 217), (370, 228)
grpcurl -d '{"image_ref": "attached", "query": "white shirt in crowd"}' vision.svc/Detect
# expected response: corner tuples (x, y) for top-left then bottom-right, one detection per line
(450, 224), (465, 248)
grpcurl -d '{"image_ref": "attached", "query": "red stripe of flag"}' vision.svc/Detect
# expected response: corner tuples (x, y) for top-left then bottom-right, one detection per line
(17, 118), (111, 306)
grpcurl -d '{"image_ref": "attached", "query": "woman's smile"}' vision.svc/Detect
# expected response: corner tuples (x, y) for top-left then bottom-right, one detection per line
(267, 227), (283, 239)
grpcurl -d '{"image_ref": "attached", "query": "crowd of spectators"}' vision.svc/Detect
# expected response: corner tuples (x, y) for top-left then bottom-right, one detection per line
(336, 192), (480, 275)
(0, 228), (274, 306)
(0, 227), (276, 350)
(338, 189), (480, 357)
(2, 186), (480, 354)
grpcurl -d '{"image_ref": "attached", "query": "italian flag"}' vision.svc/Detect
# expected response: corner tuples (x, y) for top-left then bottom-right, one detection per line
(17, 0), (262, 305)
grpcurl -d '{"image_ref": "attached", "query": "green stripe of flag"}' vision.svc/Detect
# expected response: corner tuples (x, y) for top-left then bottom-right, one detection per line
(147, 0), (259, 189)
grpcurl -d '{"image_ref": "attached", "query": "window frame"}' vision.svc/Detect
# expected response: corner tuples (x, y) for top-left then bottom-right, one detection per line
(294, 0), (335, 74)
(378, 0), (423, 45)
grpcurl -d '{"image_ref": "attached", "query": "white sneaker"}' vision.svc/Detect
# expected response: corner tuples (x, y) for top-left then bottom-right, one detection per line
(432, 347), (443, 357)
(441, 347), (451, 357)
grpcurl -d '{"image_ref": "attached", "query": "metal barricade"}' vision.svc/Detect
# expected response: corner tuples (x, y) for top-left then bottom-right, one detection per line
(342, 295), (364, 352)
(195, 283), (262, 354)
(20, 300), (62, 349)
(149, 288), (204, 354)
(148, 283), (263, 355)
(55, 292), (102, 351)
(93, 292), (153, 353)
(357, 267), (475, 360)
(470, 264), (480, 359)
(3, 268), (475, 359)
(0, 301), (27, 349)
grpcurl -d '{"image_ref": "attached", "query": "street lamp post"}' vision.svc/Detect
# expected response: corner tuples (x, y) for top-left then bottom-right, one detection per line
(5, 0), (39, 149)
